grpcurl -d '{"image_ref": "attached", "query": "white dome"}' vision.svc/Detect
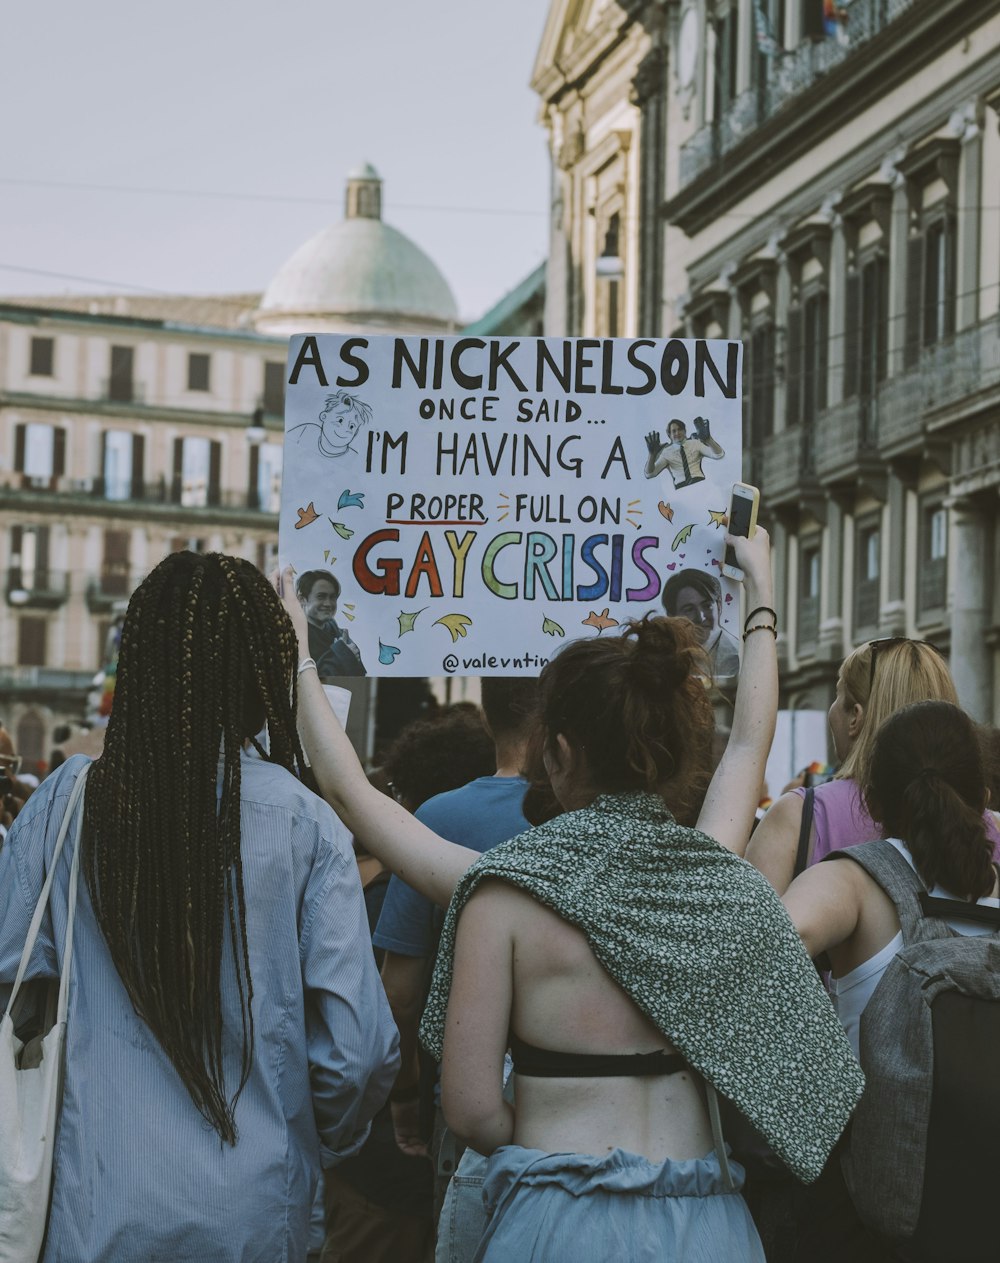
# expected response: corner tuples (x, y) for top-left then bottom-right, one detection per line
(254, 166), (458, 335)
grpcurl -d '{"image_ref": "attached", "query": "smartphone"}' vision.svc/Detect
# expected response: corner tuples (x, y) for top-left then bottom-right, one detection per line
(721, 482), (760, 581)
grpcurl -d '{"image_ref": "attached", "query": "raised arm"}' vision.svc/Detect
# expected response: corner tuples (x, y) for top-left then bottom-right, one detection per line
(274, 568), (478, 907)
(696, 527), (778, 856)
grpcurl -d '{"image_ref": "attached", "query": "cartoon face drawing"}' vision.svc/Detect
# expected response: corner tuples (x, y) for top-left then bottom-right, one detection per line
(319, 396), (365, 451)
(289, 390), (373, 458)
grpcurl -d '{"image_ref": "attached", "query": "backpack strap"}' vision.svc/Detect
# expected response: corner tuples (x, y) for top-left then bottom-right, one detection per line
(918, 862), (1000, 932)
(827, 840), (946, 946)
(793, 787), (815, 880)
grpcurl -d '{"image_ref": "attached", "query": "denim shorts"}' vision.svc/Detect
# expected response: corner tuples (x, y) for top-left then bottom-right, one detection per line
(472, 1145), (765, 1262)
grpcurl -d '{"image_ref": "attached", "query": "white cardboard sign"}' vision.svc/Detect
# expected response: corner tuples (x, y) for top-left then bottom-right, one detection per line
(279, 334), (743, 678)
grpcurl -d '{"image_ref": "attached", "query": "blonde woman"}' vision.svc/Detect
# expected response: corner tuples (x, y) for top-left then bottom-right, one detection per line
(747, 638), (1000, 893)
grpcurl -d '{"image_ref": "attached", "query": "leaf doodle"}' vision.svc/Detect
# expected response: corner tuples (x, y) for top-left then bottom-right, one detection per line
(582, 608), (619, 634)
(398, 608), (425, 636)
(329, 519), (354, 539)
(295, 502), (320, 529)
(657, 502), (674, 522)
(338, 489), (366, 510)
(708, 509), (728, 529)
(671, 524), (694, 551)
(378, 641), (401, 665)
(542, 616), (565, 638)
(434, 613), (473, 642)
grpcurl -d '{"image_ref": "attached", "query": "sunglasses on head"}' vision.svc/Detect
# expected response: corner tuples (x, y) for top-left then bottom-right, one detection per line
(867, 637), (945, 695)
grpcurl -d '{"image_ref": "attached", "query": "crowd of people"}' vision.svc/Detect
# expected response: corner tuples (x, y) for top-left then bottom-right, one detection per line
(1, 535), (997, 1262)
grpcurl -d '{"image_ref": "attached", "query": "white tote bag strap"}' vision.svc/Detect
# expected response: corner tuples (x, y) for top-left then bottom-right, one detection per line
(3, 764), (89, 1021)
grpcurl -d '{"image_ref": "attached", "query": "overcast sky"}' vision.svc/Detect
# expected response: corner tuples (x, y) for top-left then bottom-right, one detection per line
(2, 1), (551, 322)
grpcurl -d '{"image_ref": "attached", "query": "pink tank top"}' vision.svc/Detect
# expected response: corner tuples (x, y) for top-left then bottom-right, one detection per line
(794, 778), (1000, 865)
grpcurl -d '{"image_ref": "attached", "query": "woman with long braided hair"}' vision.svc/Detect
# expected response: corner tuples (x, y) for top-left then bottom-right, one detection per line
(0, 552), (398, 1262)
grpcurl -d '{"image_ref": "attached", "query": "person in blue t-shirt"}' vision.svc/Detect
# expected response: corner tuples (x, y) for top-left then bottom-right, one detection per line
(373, 678), (538, 1223)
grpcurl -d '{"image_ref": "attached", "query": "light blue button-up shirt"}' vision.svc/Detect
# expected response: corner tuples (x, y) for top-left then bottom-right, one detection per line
(0, 753), (399, 1263)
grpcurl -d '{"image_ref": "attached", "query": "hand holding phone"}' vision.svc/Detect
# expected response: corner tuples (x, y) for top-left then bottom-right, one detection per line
(721, 483), (760, 581)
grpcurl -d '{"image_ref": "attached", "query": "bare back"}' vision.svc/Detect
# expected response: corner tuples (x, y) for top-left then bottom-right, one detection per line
(503, 886), (712, 1161)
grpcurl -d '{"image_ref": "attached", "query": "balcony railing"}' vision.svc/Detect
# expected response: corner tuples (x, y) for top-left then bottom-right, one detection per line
(0, 666), (97, 694)
(6, 568), (70, 610)
(761, 424), (805, 499)
(748, 314), (1000, 508)
(679, 0), (920, 186)
(5, 475), (277, 514)
(813, 395), (878, 481)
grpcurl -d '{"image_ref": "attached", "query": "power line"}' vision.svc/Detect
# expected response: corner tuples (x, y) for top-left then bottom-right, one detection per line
(0, 176), (547, 218)
(0, 263), (170, 295)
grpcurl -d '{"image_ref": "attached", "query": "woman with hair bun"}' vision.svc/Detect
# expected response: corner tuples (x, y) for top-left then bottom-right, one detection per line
(747, 638), (1000, 894)
(279, 528), (863, 1262)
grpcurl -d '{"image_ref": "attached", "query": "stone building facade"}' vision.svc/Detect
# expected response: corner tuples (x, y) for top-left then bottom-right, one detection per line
(1, 166), (459, 770)
(535, 0), (1000, 726)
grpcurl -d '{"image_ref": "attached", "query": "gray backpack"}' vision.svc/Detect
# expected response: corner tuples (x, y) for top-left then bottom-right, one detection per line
(833, 841), (1000, 1261)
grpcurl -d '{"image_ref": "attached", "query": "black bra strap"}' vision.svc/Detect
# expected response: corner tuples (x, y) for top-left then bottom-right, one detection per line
(509, 1032), (688, 1079)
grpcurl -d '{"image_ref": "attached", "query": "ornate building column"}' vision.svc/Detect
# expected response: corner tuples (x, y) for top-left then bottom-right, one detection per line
(879, 472), (907, 636)
(818, 498), (844, 662)
(887, 164), (909, 374)
(826, 208), (847, 407)
(948, 496), (992, 721)
(772, 517), (790, 676)
(955, 103), (982, 330)
(630, 45), (667, 337)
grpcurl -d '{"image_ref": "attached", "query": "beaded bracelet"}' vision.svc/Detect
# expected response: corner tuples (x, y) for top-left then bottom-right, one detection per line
(297, 657), (318, 677)
(744, 605), (778, 634)
(743, 624), (778, 642)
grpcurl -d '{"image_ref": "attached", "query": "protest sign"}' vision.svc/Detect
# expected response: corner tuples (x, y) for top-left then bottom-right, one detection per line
(279, 334), (744, 678)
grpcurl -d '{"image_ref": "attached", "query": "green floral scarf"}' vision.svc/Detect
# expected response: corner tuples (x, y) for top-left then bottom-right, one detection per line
(420, 791), (863, 1182)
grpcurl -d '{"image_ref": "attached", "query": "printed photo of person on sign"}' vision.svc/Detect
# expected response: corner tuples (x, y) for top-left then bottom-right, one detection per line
(643, 417), (724, 490)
